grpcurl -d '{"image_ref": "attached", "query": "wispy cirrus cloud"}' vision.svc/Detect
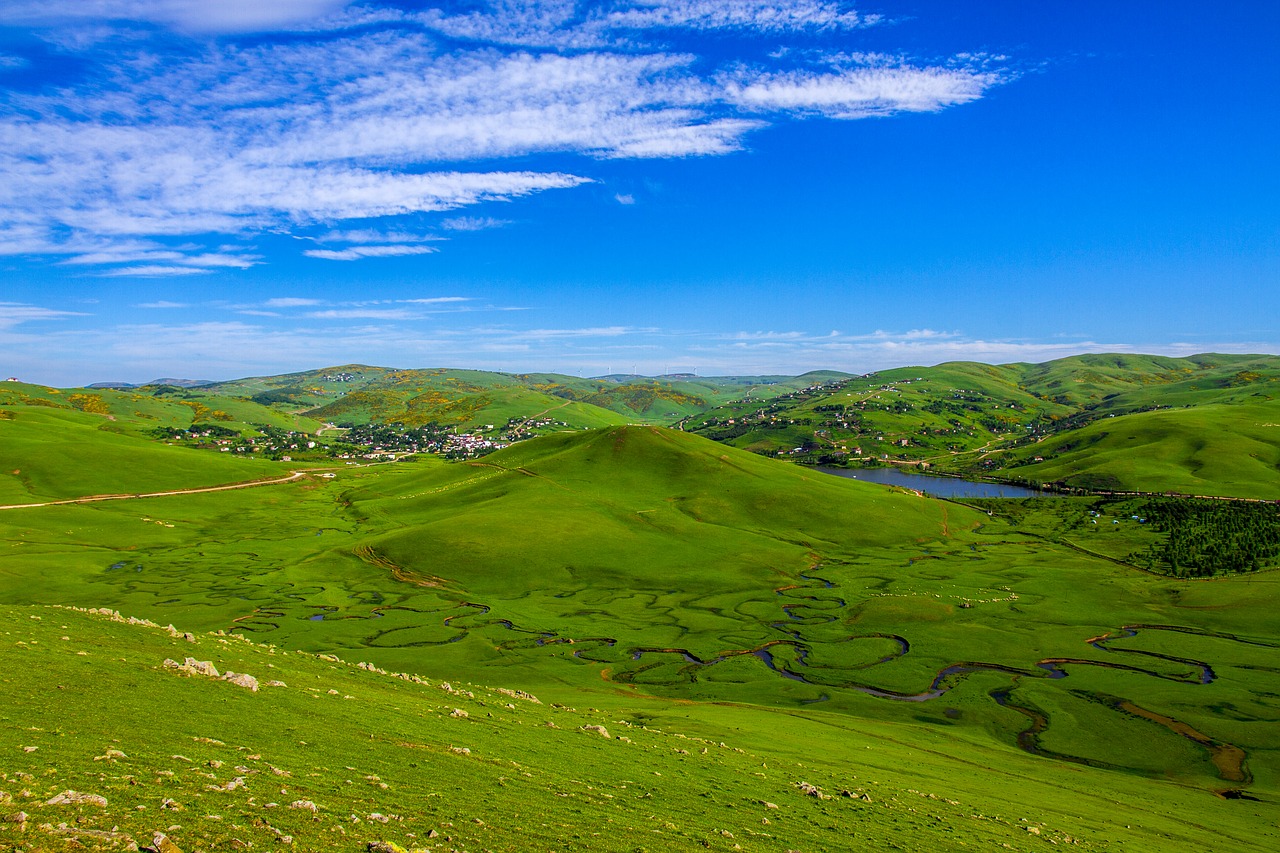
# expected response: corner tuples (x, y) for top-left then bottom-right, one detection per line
(304, 245), (440, 262)
(96, 265), (214, 277)
(440, 216), (511, 232)
(263, 297), (322, 307)
(0, 1), (1009, 276)
(0, 302), (88, 329)
(0, 0), (352, 33)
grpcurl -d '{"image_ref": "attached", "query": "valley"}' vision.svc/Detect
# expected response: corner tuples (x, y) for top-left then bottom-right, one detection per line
(1, 355), (1278, 851)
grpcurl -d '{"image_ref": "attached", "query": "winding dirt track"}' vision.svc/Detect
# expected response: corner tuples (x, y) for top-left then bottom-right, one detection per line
(0, 471), (308, 511)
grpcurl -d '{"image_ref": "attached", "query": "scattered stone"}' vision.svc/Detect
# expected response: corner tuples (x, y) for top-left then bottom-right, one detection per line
(6, 811), (27, 825)
(449, 747), (471, 756)
(450, 708), (469, 719)
(21, 746), (37, 753)
(46, 790), (107, 807)
(581, 725), (610, 738)
(762, 801), (778, 810)
(94, 748), (128, 761)
(266, 680), (288, 688)
(184, 658), (219, 677)
(289, 800), (318, 813)
(163, 658), (220, 678)
(1027, 826), (1041, 835)
(161, 799), (182, 811)
(494, 687), (541, 704)
(147, 830), (183, 853)
(794, 782), (828, 800)
(327, 689), (340, 696)
(221, 672), (259, 691)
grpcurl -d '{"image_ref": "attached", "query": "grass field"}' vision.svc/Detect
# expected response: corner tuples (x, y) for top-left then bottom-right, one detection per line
(687, 353), (1280, 499)
(2, 408), (1279, 850)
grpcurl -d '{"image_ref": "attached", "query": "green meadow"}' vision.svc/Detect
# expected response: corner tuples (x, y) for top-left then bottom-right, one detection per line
(687, 353), (1280, 499)
(0, 407), (285, 504)
(2, 418), (1279, 851)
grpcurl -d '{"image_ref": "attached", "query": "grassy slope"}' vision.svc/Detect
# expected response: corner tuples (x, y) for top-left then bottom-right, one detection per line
(2, 606), (1277, 853)
(689, 353), (1280, 497)
(0, 382), (322, 438)
(0, 407), (287, 504)
(2, 426), (1279, 850)
(997, 403), (1280, 497)
(205, 366), (842, 428)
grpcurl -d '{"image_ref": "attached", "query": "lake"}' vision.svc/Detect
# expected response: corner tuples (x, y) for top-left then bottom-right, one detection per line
(816, 466), (1050, 499)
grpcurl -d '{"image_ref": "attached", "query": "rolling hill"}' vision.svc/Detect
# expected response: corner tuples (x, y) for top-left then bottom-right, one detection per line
(1, 422), (1279, 851)
(686, 353), (1280, 498)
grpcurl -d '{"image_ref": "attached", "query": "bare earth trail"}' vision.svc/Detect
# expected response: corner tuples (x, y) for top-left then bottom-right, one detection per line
(0, 470), (309, 511)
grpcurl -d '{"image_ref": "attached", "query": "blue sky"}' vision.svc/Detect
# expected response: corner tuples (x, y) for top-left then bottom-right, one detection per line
(1, 1), (1277, 385)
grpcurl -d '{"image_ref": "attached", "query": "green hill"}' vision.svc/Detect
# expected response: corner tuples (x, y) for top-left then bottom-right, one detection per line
(200, 366), (845, 429)
(687, 353), (1280, 498)
(4, 395), (1280, 850)
(991, 402), (1280, 497)
(0, 406), (287, 504)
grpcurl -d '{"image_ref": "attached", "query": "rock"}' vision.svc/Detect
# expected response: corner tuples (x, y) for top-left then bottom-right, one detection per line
(450, 708), (469, 719)
(581, 724), (610, 738)
(289, 800), (318, 813)
(184, 658), (220, 677)
(1026, 826), (1041, 835)
(148, 831), (183, 853)
(46, 790), (108, 807)
(762, 801), (778, 810)
(94, 749), (128, 761)
(265, 680), (288, 688)
(794, 782), (828, 800)
(221, 672), (259, 691)
(161, 799), (182, 811)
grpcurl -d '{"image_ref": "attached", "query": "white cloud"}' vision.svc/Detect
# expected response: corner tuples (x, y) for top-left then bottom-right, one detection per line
(304, 244), (440, 261)
(137, 300), (189, 309)
(315, 229), (442, 244)
(614, 193), (637, 205)
(601, 1), (876, 33)
(440, 216), (511, 232)
(96, 265), (213, 277)
(0, 3), (1008, 273)
(725, 64), (1001, 117)
(307, 308), (420, 319)
(0, 0), (352, 33)
(263, 297), (321, 307)
(0, 302), (89, 329)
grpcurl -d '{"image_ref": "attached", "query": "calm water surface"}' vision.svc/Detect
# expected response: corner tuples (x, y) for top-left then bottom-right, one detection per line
(816, 466), (1051, 499)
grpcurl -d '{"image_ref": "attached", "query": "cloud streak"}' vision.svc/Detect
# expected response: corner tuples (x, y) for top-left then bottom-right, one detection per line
(0, 2), (1008, 275)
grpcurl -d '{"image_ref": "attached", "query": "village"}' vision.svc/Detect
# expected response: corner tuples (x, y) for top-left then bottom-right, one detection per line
(154, 415), (576, 463)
